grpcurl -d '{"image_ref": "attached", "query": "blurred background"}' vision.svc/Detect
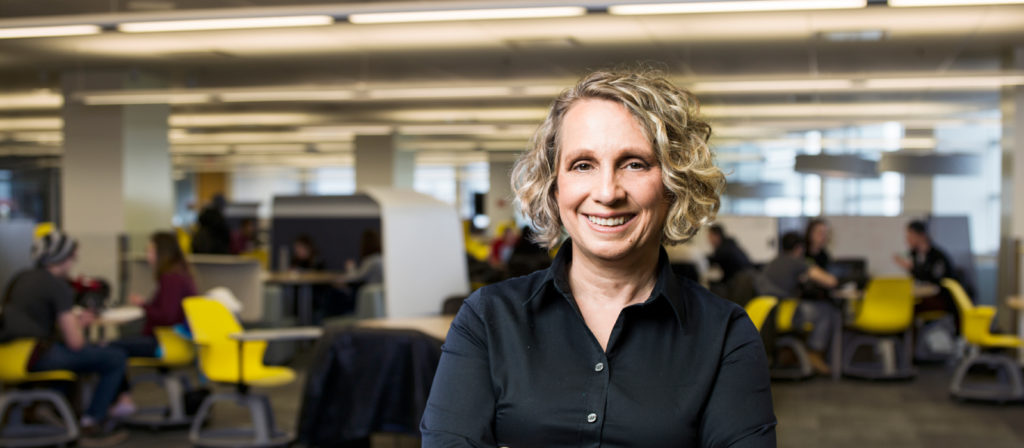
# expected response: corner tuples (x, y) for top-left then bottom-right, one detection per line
(1, 1), (1024, 446)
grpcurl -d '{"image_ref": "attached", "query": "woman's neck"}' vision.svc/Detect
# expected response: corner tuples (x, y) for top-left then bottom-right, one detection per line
(567, 242), (661, 308)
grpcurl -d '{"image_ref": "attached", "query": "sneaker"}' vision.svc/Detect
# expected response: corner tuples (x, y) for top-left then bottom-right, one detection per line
(79, 421), (129, 447)
(109, 401), (137, 419)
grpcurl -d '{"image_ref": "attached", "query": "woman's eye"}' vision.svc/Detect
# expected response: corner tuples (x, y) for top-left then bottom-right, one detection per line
(571, 162), (593, 172)
(625, 161), (648, 170)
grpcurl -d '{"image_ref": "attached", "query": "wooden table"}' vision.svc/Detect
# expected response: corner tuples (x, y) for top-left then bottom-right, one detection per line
(356, 315), (454, 341)
(263, 271), (343, 326)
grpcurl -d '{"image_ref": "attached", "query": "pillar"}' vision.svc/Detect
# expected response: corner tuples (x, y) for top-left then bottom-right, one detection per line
(486, 152), (518, 237)
(62, 72), (173, 301)
(998, 47), (1024, 335)
(354, 134), (413, 190)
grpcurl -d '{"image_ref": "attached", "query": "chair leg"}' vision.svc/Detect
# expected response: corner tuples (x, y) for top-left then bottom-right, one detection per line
(189, 394), (218, 444)
(950, 351), (1024, 402)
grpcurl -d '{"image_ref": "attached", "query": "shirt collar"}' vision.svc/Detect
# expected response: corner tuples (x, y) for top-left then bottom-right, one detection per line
(531, 239), (688, 327)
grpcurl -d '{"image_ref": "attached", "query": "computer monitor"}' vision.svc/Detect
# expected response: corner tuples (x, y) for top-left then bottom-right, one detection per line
(828, 258), (868, 289)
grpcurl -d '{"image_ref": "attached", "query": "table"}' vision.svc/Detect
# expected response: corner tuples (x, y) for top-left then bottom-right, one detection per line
(78, 305), (144, 342)
(229, 327), (324, 383)
(263, 271), (343, 326)
(356, 315), (454, 341)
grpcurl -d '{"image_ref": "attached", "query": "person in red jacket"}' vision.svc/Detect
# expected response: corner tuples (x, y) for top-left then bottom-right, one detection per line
(108, 231), (197, 417)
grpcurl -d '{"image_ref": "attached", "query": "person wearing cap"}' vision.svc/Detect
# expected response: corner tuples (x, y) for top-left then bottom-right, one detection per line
(0, 231), (129, 446)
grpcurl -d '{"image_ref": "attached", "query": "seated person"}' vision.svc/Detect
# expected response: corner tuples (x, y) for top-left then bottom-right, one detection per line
(109, 231), (197, 414)
(893, 220), (959, 331)
(0, 231), (129, 445)
(706, 224), (754, 301)
(290, 234), (325, 271)
(802, 218), (833, 301)
(756, 231), (838, 375)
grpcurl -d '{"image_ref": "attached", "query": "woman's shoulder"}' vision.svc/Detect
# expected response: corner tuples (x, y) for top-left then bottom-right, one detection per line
(676, 277), (749, 324)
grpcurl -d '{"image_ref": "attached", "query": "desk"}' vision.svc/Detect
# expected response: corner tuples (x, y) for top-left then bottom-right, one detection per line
(263, 271), (342, 326)
(79, 305), (144, 342)
(228, 327), (323, 384)
(356, 315), (454, 341)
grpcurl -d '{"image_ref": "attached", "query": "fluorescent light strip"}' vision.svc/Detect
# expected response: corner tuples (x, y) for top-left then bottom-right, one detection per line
(219, 90), (355, 102)
(0, 117), (62, 130)
(692, 79), (854, 93)
(889, 0), (1024, 6)
(81, 93), (212, 105)
(865, 75), (1024, 89)
(609, 0), (866, 15)
(348, 6), (587, 24)
(0, 25), (101, 39)
(118, 15), (333, 33)
(369, 86), (512, 100)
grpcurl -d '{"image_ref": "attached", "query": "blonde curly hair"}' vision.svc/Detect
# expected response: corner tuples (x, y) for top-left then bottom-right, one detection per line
(511, 69), (725, 249)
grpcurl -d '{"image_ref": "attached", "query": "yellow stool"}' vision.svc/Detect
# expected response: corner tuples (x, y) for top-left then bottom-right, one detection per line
(0, 339), (79, 448)
(944, 278), (1024, 402)
(771, 298), (815, 380)
(744, 296), (778, 333)
(124, 327), (197, 429)
(842, 277), (916, 380)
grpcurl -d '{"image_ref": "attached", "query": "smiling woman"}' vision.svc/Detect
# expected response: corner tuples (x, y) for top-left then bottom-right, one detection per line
(421, 70), (776, 447)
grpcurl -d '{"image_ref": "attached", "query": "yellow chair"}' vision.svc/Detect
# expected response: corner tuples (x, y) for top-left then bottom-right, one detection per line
(744, 296), (778, 333)
(124, 327), (197, 429)
(0, 339), (79, 448)
(183, 297), (296, 447)
(842, 277), (916, 380)
(771, 298), (814, 380)
(943, 278), (1024, 402)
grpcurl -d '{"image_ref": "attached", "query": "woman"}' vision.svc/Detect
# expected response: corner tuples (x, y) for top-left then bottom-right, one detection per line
(290, 233), (325, 271)
(421, 70), (776, 446)
(109, 231), (197, 413)
(804, 218), (831, 269)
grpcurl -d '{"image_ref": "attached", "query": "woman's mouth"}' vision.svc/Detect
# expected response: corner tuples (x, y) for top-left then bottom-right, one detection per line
(585, 214), (634, 227)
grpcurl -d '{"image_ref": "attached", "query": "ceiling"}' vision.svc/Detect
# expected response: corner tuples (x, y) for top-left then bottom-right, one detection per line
(1, 1), (1022, 169)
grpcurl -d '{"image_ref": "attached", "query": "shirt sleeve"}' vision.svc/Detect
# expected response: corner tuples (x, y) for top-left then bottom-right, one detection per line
(52, 280), (75, 315)
(421, 296), (497, 447)
(699, 309), (777, 448)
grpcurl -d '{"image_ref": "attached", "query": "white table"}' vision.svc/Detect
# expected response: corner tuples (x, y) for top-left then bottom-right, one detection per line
(356, 316), (454, 342)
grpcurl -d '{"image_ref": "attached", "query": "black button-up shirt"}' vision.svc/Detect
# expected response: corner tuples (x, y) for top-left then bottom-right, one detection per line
(422, 241), (776, 447)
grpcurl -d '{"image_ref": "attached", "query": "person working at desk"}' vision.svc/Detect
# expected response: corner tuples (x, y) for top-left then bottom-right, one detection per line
(707, 224), (753, 283)
(893, 220), (959, 332)
(422, 69), (775, 446)
(756, 231), (838, 375)
(108, 231), (197, 415)
(290, 234), (325, 271)
(0, 231), (129, 446)
(804, 218), (832, 269)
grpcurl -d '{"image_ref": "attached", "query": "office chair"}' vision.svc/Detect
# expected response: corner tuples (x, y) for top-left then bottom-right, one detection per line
(0, 339), (79, 448)
(771, 298), (815, 380)
(123, 326), (197, 429)
(943, 278), (1023, 402)
(842, 277), (916, 380)
(183, 297), (297, 447)
(744, 296), (779, 333)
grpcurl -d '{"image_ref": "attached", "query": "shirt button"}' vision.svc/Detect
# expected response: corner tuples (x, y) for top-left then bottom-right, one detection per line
(594, 362), (605, 372)
(587, 413), (598, 423)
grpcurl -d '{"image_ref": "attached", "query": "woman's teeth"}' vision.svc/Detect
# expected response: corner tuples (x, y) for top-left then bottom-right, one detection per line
(587, 215), (627, 227)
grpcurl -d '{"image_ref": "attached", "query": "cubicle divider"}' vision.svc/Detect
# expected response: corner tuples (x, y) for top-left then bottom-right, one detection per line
(271, 190), (469, 317)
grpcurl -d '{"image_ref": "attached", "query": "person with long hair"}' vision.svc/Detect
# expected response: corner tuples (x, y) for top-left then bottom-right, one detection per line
(804, 218), (831, 269)
(108, 231), (197, 415)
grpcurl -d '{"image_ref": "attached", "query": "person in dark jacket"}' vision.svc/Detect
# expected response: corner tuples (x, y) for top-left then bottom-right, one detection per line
(108, 231), (197, 416)
(191, 194), (231, 255)
(804, 218), (832, 270)
(707, 224), (753, 284)
(893, 220), (959, 331)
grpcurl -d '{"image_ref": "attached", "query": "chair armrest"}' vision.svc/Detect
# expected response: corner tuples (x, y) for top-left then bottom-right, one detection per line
(229, 327), (323, 342)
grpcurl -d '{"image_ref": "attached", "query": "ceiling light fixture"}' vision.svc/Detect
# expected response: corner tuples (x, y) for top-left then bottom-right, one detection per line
(691, 79), (854, 93)
(609, 0), (866, 15)
(118, 15), (333, 33)
(0, 91), (63, 110)
(80, 92), (213, 105)
(348, 6), (587, 24)
(889, 0), (1024, 6)
(864, 74), (1024, 89)
(0, 25), (102, 39)
(219, 90), (355, 103)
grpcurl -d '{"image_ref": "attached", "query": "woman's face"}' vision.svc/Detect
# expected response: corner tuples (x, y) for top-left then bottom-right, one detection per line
(555, 98), (668, 264)
(145, 241), (157, 266)
(293, 242), (310, 260)
(810, 223), (829, 248)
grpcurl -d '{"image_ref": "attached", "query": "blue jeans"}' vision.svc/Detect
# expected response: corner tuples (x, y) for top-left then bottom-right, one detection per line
(30, 343), (127, 422)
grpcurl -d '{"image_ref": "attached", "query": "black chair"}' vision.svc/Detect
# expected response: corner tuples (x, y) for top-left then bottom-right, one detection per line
(441, 295), (467, 315)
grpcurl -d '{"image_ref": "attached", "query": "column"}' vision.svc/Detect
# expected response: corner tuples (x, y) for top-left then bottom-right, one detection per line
(354, 134), (413, 190)
(997, 46), (1024, 333)
(486, 152), (518, 237)
(62, 72), (173, 301)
